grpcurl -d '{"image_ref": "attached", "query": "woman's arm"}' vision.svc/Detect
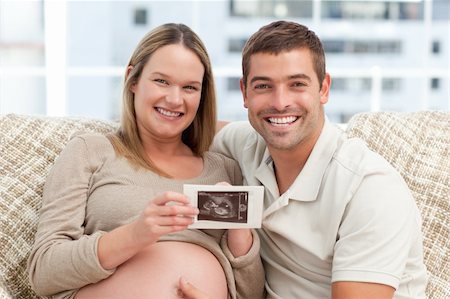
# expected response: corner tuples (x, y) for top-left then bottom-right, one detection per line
(222, 229), (266, 299)
(27, 137), (113, 296)
(227, 229), (253, 257)
(97, 191), (198, 270)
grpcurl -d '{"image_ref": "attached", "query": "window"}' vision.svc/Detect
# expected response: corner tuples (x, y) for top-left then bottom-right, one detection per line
(330, 78), (371, 92)
(230, 0), (312, 18)
(432, 40), (441, 54)
(134, 8), (147, 25)
(228, 38), (247, 53)
(433, 0), (450, 20)
(322, 1), (424, 20)
(431, 78), (440, 90)
(227, 77), (240, 91)
(323, 40), (401, 54)
(382, 78), (401, 92)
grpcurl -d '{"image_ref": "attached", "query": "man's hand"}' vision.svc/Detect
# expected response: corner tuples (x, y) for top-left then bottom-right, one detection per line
(178, 277), (211, 299)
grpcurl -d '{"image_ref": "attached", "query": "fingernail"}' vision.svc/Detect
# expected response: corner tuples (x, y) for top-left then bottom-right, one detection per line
(180, 276), (189, 285)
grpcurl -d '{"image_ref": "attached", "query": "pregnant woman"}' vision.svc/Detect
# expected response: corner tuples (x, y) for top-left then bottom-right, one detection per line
(27, 23), (264, 299)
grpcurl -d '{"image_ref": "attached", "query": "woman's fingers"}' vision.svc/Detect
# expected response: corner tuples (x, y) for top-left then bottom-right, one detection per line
(149, 192), (198, 215)
(147, 215), (196, 227)
(152, 191), (190, 206)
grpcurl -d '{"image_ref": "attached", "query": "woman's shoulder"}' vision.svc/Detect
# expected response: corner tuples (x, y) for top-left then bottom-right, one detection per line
(64, 132), (115, 159)
(69, 132), (113, 147)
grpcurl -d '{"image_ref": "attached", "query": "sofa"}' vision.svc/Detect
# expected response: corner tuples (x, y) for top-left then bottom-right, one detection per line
(0, 111), (449, 298)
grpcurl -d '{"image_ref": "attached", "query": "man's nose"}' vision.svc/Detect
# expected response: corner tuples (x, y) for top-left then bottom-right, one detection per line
(272, 86), (291, 110)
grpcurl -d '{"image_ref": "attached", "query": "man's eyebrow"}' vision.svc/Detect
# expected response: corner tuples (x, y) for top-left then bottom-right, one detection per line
(289, 74), (312, 82)
(249, 74), (312, 84)
(249, 76), (271, 84)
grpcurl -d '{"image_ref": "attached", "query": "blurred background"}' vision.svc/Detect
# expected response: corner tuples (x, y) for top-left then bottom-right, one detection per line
(0, 0), (449, 123)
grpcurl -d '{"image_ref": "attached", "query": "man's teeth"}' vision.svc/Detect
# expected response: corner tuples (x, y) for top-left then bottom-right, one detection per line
(268, 116), (297, 126)
(156, 107), (181, 117)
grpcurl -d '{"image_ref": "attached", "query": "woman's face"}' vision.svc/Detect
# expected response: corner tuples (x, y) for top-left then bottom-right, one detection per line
(131, 44), (205, 144)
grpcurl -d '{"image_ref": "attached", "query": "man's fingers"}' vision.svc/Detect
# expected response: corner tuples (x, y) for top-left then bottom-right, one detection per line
(178, 277), (210, 299)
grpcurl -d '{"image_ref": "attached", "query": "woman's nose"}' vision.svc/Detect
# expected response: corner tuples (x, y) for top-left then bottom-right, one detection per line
(165, 86), (182, 106)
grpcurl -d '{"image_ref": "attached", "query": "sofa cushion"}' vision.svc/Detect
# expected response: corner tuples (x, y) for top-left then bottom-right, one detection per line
(0, 114), (116, 298)
(346, 111), (450, 299)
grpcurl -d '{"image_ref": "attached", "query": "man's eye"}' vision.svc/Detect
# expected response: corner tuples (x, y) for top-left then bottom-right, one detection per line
(293, 82), (306, 87)
(254, 84), (270, 89)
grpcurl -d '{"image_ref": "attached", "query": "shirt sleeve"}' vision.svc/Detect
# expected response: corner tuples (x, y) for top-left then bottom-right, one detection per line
(221, 230), (266, 299)
(211, 121), (254, 161)
(213, 122), (266, 297)
(331, 162), (421, 289)
(27, 136), (114, 296)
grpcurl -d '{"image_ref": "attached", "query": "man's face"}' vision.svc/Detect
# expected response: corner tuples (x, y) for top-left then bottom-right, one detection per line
(241, 48), (330, 152)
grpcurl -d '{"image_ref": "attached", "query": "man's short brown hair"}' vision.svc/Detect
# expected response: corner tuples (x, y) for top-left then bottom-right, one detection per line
(242, 21), (326, 88)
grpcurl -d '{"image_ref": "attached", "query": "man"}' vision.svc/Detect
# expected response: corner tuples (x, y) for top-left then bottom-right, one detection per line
(181, 20), (427, 298)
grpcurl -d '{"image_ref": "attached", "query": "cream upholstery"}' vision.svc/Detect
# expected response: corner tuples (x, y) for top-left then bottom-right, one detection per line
(0, 114), (116, 299)
(0, 112), (449, 298)
(346, 111), (450, 298)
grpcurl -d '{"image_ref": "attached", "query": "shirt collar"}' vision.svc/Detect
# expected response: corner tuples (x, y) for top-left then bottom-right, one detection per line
(286, 118), (343, 202)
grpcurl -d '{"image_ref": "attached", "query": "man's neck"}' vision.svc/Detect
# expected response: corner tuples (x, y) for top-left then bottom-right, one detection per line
(270, 123), (324, 195)
(271, 146), (311, 195)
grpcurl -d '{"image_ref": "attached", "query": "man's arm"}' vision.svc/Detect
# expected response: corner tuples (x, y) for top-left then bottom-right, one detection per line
(332, 281), (395, 299)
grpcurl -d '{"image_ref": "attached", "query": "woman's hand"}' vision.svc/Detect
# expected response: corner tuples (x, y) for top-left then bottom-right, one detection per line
(227, 229), (253, 257)
(98, 191), (198, 270)
(214, 182), (254, 257)
(178, 277), (211, 299)
(131, 191), (199, 247)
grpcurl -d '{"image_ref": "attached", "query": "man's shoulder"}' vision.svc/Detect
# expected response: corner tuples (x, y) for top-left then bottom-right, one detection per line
(212, 121), (268, 168)
(333, 135), (396, 176)
(218, 121), (254, 138)
(214, 121), (263, 148)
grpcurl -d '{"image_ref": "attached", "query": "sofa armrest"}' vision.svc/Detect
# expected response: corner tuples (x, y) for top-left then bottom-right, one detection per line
(0, 280), (13, 299)
(345, 111), (450, 299)
(0, 114), (117, 299)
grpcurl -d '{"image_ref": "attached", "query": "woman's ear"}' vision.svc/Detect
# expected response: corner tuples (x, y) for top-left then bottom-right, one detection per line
(126, 65), (136, 93)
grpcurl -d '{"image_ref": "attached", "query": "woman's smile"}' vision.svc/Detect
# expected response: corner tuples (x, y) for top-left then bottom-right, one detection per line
(155, 107), (184, 118)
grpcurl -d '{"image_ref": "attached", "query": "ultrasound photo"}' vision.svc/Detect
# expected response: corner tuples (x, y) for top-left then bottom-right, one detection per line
(197, 191), (249, 223)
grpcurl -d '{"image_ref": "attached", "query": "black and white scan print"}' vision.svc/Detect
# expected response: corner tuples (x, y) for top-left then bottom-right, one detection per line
(197, 191), (248, 223)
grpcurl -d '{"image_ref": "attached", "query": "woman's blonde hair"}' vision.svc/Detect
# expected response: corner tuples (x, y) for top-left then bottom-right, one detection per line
(108, 23), (217, 177)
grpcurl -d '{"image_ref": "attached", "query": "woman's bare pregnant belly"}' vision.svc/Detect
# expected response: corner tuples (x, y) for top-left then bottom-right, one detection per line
(75, 241), (228, 299)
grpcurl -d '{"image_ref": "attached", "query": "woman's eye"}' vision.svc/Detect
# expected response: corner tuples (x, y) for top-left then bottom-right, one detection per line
(184, 85), (198, 91)
(154, 79), (168, 85)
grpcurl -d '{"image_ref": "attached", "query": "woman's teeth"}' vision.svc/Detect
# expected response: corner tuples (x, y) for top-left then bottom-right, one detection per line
(156, 107), (182, 117)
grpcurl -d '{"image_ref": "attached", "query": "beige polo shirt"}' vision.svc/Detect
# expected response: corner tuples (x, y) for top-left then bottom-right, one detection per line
(212, 120), (427, 299)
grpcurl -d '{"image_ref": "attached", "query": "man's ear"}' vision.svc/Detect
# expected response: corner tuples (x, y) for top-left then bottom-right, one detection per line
(240, 78), (248, 108)
(320, 73), (331, 105)
(126, 66), (136, 93)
